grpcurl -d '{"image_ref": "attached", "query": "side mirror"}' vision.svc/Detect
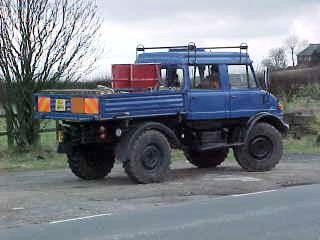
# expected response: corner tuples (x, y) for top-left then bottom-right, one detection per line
(263, 67), (270, 92)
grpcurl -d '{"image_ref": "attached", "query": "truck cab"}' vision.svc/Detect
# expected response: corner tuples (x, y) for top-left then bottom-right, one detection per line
(35, 43), (289, 184)
(136, 46), (282, 121)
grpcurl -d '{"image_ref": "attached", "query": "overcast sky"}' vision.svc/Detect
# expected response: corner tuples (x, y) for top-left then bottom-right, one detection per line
(93, 0), (320, 76)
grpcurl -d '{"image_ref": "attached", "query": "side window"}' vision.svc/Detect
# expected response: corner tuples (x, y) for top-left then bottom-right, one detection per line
(160, 67), (184, 89)
(189, 65), (221, 90)
(228, 65), (257, 89)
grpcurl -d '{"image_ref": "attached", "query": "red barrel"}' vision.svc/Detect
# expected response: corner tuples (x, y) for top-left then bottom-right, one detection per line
(131, 64), (160, 89)
(112, 64), (131, 88)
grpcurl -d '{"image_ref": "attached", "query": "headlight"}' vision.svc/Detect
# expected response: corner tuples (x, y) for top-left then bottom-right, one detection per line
(277, 102), (284, 111)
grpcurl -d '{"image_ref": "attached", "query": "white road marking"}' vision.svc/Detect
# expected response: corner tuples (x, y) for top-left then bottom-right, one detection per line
(12, 207), (24, 211)
(49, 213), (112, 224)
(230, 189), (278, 198)
(213, 176), (262, 182)
(49, 190), (278, 225)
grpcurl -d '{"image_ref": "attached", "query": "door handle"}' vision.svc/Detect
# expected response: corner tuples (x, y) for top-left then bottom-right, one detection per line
(231, 96), (237, 99)
(191, 96), (198, 100)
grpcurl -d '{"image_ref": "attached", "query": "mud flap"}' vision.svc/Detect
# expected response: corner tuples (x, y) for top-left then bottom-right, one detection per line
(57, 143), (73, 154)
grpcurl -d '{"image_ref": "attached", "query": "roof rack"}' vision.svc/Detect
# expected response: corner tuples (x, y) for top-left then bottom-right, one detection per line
(136, 42), (196, 52)
(136, 42), (197, 63)
(200, 43), (248, 63)
(136, 42), (248, 64)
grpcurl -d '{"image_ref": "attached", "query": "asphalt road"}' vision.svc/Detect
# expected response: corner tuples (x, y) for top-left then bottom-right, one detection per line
(2, 184), (320, 240)
(1, 155), (320, 230)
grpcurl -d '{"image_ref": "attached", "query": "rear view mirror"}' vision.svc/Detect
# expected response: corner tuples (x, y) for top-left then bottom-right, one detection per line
(264, 67), (270, 92)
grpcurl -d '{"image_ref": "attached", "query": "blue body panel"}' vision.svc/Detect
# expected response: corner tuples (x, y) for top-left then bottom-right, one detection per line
(101, 91), (184, 119)
(187, 89), (227, 120)
(34, 50), (283, 122)
(35, 91), (185, 121)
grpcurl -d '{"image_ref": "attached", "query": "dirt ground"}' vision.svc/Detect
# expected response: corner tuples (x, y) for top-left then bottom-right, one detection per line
(1, 153), (320, 229)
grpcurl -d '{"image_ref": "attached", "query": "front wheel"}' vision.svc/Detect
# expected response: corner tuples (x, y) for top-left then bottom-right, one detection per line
(234, 122), (283, 172)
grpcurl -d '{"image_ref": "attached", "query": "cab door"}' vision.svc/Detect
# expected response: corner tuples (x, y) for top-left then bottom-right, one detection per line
(227, 64), (265, 118)
(187, 64), (228, 120)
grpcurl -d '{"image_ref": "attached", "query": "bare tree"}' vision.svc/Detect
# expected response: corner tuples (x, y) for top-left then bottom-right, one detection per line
(284, 34), (308, 67)
(261, 58), (273, 70)
(262, 47), (287, 71)
(0, 0), (101, 149)
(285, 35), (299, 67)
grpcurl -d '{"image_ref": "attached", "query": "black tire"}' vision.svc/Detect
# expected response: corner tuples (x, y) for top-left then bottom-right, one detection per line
(67, 145), (115, 180)
(123, 130), (171, 184)
(185, 149), (229, 168)
(234, 122), (283, 172)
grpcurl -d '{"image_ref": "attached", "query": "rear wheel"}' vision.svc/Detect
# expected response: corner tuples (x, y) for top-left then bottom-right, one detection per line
(234, 122), (283, 172)
(185, 149), (229, 168)
(123, 130), (171, 184)
(67, 144), (115, 180)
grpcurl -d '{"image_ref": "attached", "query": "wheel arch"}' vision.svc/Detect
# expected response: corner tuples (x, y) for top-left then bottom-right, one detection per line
(247, 112), (289, 139)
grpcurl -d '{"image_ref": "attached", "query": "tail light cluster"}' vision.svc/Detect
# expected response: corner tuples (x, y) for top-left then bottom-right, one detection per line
(98, 126), (108, 140)
(71, 97), (99, 114)
(37, 96), (99, 114)
(37, 97), (51, 113)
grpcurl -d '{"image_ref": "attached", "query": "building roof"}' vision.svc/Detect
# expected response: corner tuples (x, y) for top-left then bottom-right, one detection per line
(298, 44), (320, 57)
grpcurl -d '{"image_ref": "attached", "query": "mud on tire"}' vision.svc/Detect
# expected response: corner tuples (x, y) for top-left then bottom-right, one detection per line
(234, 122), (283, 172)
(123, 130), (171, 184)
(67, 144), (115, 180)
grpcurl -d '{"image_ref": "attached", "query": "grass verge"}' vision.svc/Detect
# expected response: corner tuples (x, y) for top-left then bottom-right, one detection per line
(284, 135), (320, 154)
(0, 148), (66, 171)
(0, 132), (67, 171)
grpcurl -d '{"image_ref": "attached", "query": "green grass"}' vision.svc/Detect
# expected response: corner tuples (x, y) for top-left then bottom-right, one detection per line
(281, 94), (320, 154)
(172, 150), (186, 161)
(284, 97), (320, 115)
(0, 132), (67, 171)
(0, 150), (67, 171)
(282, 94), (320, 126)
(0, 118), (5, 132)
(284, 135), (320, 154)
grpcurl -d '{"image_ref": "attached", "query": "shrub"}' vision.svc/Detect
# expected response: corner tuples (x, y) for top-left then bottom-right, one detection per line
(270, 66), (320, 98)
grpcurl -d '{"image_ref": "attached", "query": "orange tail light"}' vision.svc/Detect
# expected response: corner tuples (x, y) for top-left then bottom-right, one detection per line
(85, 98), (99, 114)
(71, 97), (99, 114)
(38, 97), (51, 113)
(71, 97), (85, 114)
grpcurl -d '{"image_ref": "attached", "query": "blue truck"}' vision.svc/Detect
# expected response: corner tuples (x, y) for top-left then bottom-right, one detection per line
(35, 43), (289, 184)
